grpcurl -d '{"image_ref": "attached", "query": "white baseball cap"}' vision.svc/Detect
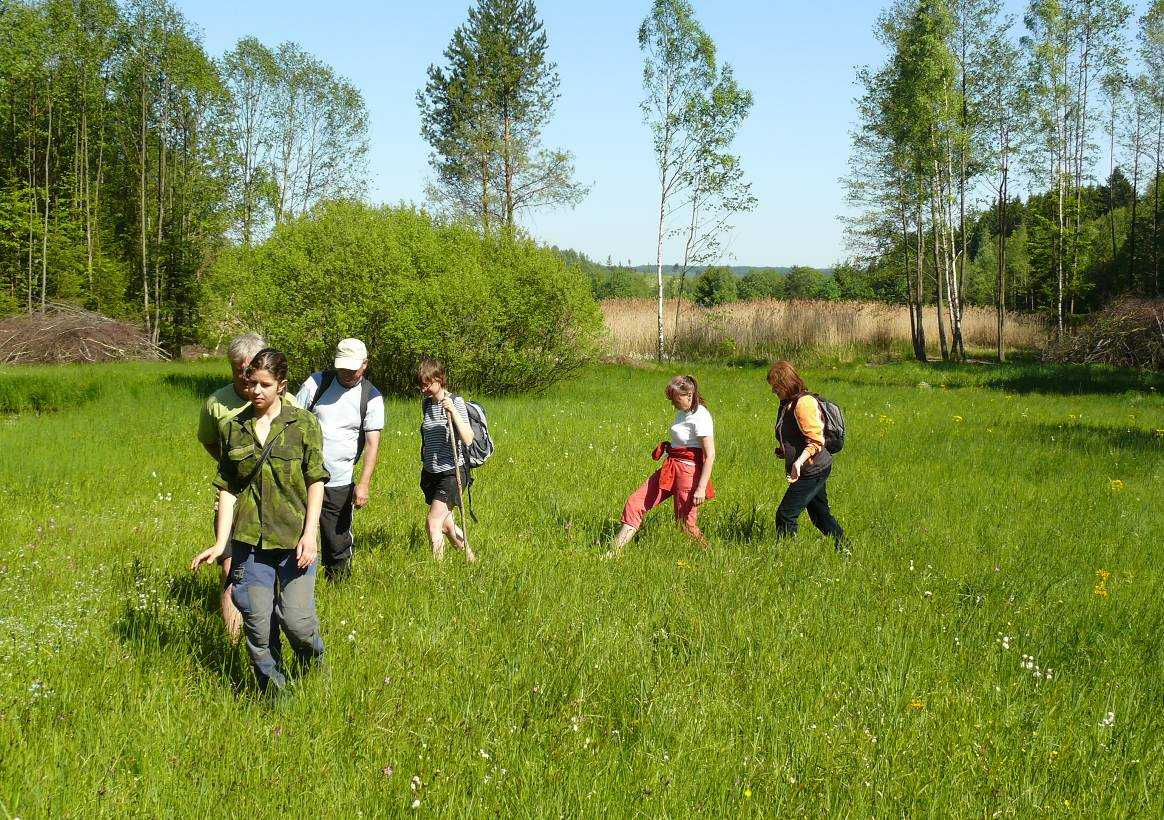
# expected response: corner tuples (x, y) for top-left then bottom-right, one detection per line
(334, 338), (368, 370)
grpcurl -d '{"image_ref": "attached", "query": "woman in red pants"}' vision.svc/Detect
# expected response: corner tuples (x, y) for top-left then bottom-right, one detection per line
(605, 375), (716, 557)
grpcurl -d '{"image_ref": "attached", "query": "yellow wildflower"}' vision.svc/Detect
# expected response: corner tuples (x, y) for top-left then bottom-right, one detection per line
(952, 415), (964, 423)
(1109, 479), (1124, 492)
(908, 698), (925, 711)
(1094, 571), (1111, 598)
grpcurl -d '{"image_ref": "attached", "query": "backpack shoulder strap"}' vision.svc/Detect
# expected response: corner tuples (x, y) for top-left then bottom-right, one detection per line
(308, 371), (335, 412)
(359, 378), (371, 425)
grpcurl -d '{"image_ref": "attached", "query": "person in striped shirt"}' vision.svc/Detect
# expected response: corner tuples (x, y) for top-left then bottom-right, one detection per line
(417, 358), (476, 562)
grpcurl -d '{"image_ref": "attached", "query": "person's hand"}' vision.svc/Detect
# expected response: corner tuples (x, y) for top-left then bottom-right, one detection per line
(191, 542), (226, 571)
(774, 445), (784, 458)
(787, 462), (801, 484)
(440, 395), (456, 413)
(692, 488), (707, 506)
(296, 534), (318, 569)
(354, 482), (370, 509)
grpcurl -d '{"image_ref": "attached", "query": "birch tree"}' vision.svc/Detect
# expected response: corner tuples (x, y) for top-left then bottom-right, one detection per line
(639, 0), (715, 361)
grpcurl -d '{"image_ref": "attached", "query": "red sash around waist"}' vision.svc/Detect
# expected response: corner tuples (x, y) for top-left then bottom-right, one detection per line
(651, 442), (715, 498)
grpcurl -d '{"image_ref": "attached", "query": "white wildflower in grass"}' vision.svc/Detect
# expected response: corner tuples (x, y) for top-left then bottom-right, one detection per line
(411, 798), (420, 810)
(347, 631), (355, 642)
(410, 775), (421, 792)
(999, 635), (1012, 651)
(479, 749), (490, 760)
(1100, 712), (1116, 728)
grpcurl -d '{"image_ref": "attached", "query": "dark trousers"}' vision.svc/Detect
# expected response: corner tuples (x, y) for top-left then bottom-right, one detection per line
(775, 465), (843, 540)
(320, 484), (355, 578)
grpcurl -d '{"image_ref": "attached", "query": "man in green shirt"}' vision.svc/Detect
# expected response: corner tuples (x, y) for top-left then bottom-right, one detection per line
(197, 334), (300, 460)
(196, 333), (298, 638)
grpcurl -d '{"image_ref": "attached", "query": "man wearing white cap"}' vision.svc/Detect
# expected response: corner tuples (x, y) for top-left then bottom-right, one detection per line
(295, 338), (385, 581)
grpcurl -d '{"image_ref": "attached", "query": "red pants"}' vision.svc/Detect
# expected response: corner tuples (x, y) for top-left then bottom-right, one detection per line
(621, 459), (704, 539)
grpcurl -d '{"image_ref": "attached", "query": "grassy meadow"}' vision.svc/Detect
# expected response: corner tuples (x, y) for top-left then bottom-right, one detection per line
(1, 356), (1163, 815)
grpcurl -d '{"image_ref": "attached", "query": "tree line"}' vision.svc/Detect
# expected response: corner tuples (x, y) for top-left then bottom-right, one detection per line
(844, 0), (1163, 362)
(0, 0), (368, 348)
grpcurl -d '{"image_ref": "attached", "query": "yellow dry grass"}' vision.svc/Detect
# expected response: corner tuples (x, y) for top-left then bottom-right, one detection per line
(600, 298), (1048, 359)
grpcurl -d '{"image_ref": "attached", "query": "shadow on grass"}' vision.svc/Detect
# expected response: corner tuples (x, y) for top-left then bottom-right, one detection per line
(1018, 422), (1164, 454)
(162, 372), (225, 399)
(812, 361), (1163, 398)
(113, 560), (250, 691)
(983, 365), (1164, 396)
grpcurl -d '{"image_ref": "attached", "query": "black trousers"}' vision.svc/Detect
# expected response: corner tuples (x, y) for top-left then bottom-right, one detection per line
(775, 465), (843, 539)
(320, 484), (355, 568)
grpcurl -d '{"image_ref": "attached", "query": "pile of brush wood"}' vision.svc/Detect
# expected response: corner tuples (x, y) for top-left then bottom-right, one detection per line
(1044, 297), (1164, 371)
(0, 303), (168, 365)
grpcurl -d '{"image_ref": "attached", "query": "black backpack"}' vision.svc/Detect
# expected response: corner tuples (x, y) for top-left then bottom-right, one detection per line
(308, 370), (374, 456)
(783, 393), (846, 455)
(812, 393), (846, 454)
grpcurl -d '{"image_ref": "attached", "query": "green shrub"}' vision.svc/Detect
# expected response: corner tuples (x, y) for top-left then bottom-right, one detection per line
(692, 265), (738, 307)
(204, 201), (604, 394)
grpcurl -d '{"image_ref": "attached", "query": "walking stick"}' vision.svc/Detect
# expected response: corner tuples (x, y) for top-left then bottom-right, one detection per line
(446, 409), (471, 556)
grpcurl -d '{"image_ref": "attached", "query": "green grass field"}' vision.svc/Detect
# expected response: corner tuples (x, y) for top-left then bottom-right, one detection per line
(1, 357), (1162, 815)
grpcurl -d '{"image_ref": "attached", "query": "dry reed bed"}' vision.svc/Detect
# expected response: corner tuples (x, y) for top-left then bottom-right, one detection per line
(600, 298), (1048, 359)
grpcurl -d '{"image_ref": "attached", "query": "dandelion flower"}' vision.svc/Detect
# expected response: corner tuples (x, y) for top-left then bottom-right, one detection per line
(1109, 479), (1125, 492)
(952, 415), (964, 423)
(908, 698), (925, 711)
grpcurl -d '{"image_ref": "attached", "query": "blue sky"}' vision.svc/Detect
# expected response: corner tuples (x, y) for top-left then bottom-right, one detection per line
(174, 0), (1137, 268)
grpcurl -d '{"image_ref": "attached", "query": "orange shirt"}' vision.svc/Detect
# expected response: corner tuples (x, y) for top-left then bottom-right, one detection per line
(793, 395), (825, 460)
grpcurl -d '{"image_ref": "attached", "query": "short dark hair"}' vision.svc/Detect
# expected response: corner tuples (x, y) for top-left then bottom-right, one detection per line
(416, 357), (446, 387)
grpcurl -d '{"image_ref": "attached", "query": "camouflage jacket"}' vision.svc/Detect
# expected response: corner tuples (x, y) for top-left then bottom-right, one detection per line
(214, 400), (329, 551)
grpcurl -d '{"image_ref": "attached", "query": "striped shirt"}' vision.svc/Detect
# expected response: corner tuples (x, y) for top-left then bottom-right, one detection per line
(420, 396), (469, 473)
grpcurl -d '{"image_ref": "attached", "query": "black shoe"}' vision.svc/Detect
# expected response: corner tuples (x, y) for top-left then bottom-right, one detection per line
(833, 533), (852, 555)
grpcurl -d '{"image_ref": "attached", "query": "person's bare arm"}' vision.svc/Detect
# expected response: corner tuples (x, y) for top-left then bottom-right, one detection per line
(442, 397), (475, 446)
(191, 490), (236, 570)
(693, 434), (715, 505)
(296, 481), (325, 569)
(354, 431), (381, 508)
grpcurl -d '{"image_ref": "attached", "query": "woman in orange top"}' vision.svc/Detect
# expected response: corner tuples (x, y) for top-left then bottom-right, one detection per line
(767, 361), (845, 549)
(606, 375), (716, 557)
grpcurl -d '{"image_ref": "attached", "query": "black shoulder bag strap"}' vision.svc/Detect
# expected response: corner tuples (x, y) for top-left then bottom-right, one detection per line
(240, 422), (289, 491)
(357, 377), (371, 457)
(308, 371), (336, 412)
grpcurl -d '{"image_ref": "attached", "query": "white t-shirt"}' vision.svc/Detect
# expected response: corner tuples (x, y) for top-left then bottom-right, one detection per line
(296, 373), (386, 487)
(670, 404), (714, 448)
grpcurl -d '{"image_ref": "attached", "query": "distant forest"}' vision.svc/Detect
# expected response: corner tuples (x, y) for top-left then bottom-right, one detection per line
(552, 247), (845, 306)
